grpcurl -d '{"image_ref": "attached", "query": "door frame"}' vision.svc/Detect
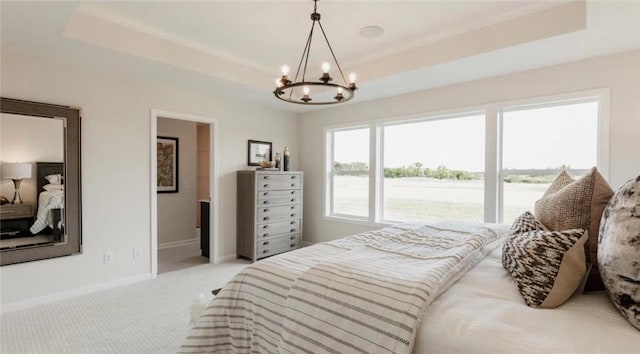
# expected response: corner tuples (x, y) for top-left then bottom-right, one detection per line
(150, 109), (220, 277)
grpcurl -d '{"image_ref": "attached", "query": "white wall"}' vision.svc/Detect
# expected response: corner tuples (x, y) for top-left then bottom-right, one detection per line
(299, 49), (640, 244)
(0, 113), (64, 204)
(0, 50), (299, 306)
(157, 118), (197, 245)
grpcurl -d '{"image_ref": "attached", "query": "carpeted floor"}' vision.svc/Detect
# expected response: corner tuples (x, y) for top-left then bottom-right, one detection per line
(158, 241), (209, 274)
(0, 260), (249, 354)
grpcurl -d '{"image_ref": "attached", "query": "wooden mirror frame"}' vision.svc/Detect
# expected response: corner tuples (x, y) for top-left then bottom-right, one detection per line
(1, 98), (82, 265)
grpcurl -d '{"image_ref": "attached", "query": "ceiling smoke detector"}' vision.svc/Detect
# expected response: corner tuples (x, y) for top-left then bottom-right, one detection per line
(359, 26), (384, 38)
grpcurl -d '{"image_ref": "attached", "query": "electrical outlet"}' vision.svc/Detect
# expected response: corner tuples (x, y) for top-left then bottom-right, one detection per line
(103, 252), (114, 264)
(133, 248), (142, 259)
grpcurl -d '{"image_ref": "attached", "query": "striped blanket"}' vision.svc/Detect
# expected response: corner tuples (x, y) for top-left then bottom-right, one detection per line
(30, 190), (64, 234)
(181, 222), (503, 354)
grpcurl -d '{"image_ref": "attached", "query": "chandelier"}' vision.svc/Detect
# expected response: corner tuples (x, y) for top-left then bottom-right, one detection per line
(274, 0), (357, 105)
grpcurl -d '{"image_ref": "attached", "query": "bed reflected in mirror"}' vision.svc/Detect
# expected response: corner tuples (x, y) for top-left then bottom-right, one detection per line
(0, 98), (81, 266)
(0, 114), (65, 250)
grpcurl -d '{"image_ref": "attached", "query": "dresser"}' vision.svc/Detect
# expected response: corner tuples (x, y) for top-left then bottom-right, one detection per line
(237, 171), (303, 261)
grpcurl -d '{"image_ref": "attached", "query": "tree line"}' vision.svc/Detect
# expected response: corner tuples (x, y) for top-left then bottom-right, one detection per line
(334, 162), (575, 183)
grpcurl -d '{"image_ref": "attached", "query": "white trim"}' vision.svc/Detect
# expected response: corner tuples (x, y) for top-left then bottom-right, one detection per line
(158, 237), (199, 250)
(323, 215), (390, 229)
(1, 273), (152, 314)
(150, 109), (221, 277)
(484, 108), (498, 223)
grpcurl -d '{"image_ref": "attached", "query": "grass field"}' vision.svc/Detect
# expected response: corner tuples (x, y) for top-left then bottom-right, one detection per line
(333, 176), (550, 224)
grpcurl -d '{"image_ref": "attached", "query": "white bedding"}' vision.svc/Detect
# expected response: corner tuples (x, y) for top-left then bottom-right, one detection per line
(30, 190), (64, 234)
(415, 245), (640, 354)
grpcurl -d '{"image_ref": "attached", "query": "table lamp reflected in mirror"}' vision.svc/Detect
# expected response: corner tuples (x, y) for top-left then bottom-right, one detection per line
(2, 162), (33, 204)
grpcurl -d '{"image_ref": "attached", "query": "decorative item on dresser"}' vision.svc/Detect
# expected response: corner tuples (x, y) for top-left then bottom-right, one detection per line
(237, 171), (303, 261)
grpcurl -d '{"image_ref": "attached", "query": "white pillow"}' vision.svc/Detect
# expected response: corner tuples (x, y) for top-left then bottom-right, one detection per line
(43, 184), (64, 191)
(45, 174), (63, 185)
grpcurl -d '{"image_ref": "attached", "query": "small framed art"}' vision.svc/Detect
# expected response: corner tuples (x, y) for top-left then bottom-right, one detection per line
(157, 136), (179, 193)
(247, 140), (272, 166)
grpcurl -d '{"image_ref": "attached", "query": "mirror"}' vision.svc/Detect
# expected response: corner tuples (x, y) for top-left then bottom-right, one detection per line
(0, 98), (81, 265)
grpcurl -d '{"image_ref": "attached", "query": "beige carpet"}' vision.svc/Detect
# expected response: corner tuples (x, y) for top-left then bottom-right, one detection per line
(157, 241), (209, 274)
(0, 260), (250, 354)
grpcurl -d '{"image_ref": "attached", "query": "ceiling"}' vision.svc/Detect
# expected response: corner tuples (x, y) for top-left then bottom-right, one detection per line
(1, 1), (639, 113)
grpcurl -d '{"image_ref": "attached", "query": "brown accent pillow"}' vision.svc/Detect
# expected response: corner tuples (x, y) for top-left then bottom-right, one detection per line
(534, 167), (613, 291)
(503, 229), (588, 308)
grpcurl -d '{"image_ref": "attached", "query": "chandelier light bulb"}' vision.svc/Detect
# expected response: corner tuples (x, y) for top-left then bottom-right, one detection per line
(322, 62), (330, 73)
(349, 73), (357, 83)
(337, 87), (343, 93)
(275, 78), (282, 87)
(303, 86), (310, 95)
(281, 65), (290, 76)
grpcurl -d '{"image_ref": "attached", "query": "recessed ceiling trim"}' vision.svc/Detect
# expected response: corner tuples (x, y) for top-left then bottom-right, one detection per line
(63, 9), (274, 92)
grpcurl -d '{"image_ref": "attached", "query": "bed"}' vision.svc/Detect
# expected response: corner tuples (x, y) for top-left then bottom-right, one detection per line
(180, 220), (640, 354)
(29, 162), (64, 242)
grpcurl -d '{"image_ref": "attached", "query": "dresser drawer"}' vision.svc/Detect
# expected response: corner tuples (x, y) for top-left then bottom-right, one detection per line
(256, 174), (303, 191)
(256, 234), (300, 258)
(258, 189), (300, 200)
(256, 219), (301, 239)
(257, 195), (302, 206)
(257, 204), (301, 222)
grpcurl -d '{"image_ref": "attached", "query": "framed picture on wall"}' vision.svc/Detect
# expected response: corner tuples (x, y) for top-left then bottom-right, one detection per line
(157, 136), (179, 193)
(248, 140), (272, 166)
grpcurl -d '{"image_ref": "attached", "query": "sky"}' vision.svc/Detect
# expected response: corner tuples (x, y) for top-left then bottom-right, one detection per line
(333, 101), (598, 171)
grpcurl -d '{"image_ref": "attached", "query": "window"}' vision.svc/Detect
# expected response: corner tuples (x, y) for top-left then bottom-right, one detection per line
(500, 100), (599, 223)
(324, 91), (606, 226)
(383, 114), (485, 222)
(329, 127), (369, 218)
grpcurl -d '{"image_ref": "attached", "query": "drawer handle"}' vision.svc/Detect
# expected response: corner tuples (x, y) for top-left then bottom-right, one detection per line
(291, 191), (295, 195)
(263, 201), (269, 204)
(263, 217), (270, 221)
(263, 225), (269, 229)
(290, 228), (296, 232)
(290, 206), (295, 210)
(262, 241), (269, 246)
(290, 235), (296, 240)
(290, 198), (295, 202)
(263, 184), (269, 188)
(263, 233), (269, 238)
(263, 209), (269, 212)
(263, 250), (269, 254)
(290, 221), (296, 225)
(290, 243), (296, 248)
(291, 176), (296, 179)
(263, 176), (268, 180)
(290, 214), (295, 217)
(291, 183), (295, 187)
(263, 192), (269, 196)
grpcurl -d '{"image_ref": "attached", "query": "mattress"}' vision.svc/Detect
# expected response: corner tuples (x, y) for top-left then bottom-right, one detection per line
(414, 244), (640, 354)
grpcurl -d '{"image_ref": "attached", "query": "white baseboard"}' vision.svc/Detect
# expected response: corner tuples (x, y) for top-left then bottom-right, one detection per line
(158, 236), (199, 250)
(1, 273), (152, 314)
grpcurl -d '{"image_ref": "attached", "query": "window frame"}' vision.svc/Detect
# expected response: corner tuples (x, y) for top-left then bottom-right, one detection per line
(323, 88), (610, 226)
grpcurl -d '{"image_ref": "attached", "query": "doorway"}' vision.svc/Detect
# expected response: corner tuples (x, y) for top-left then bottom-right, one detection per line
(150, 110), (219, 277)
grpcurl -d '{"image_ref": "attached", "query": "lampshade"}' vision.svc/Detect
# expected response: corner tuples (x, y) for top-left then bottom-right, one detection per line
(2, 162), (33, 179)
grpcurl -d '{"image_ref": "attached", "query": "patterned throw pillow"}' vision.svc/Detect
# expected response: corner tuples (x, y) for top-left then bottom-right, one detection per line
(598, 175), (640, 331)
(509, 211), (549, 235)
(503, 229), (588, 308)
(534, 167), (613, 291)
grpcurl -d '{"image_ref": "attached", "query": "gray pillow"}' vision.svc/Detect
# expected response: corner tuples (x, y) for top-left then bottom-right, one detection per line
(598, 175), (640, 331)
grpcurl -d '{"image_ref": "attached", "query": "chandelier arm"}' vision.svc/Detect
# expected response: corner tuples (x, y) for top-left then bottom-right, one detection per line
(289, 22), (315, 101)
(317, 20), (348, 84)
(301, 20), (316, 83)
